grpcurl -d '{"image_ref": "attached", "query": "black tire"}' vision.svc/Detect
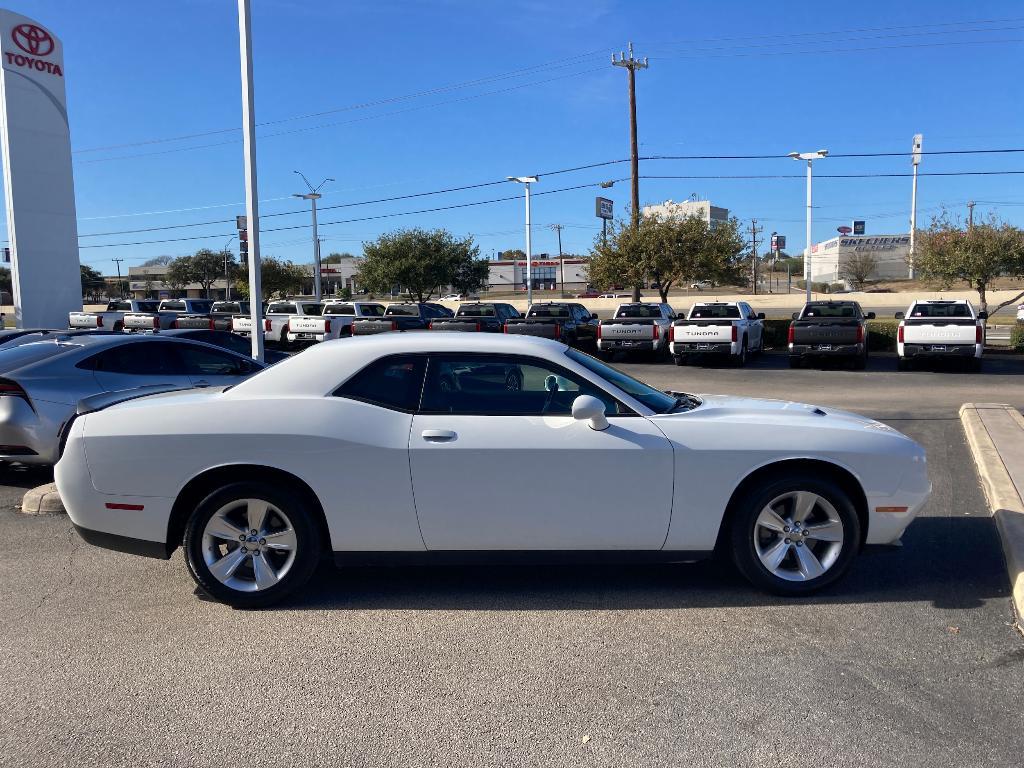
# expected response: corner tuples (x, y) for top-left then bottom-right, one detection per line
(788, 355), (802, 369)
(598, 350), (615, 363)
(113, 321), (124, 333)
(733, 339), (748, 367)
(183, 481), (322, 609)
(851, 354), (866, 370)
(897, 357), (912, 372)
(673, 355), (686, 367)
(728, 472), (861, 596)
(967, 357), (983, 373)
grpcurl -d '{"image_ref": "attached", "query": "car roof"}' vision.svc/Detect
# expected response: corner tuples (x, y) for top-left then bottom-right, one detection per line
(224, 333), (569, 399)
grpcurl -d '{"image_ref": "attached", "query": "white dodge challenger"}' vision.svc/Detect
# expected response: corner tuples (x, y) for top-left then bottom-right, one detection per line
(55, 334), (930, 608)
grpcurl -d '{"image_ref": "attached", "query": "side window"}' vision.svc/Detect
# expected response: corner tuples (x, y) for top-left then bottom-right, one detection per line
(178, 344), (251, 376)
(420, 355), (622, 417)
(89, 341), (184, 375)
(335, 355), (426, 412)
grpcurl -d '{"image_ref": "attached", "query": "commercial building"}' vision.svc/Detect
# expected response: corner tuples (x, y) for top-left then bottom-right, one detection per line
(486, 254), (590, 293)
(808, 235), (911, 283)
(642, 199), (730, 229)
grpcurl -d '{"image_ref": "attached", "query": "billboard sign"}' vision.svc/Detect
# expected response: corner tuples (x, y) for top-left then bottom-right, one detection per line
(837, 226), (852, 235)
(852, 220), (866, 235)
(0, 10), (80, 328)
(770, 234), (786, 252)
(595, 197), (614, 220)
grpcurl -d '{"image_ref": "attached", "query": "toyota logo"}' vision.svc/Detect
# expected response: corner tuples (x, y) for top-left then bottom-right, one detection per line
(11, 24), (54, 57)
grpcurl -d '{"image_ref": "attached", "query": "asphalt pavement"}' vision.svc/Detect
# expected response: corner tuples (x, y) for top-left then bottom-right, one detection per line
(1, 351), (1022, 767)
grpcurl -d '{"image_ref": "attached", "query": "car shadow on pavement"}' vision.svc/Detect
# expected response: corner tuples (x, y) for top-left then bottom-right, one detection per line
(0, 463), (54, 490)
(284, 516), (1008, 612)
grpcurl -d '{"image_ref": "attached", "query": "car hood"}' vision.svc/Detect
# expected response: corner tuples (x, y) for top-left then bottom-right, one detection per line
(659, 394), (913, 439)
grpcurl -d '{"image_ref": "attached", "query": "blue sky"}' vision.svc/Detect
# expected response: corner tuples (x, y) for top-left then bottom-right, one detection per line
(7, 0), (1024, 275)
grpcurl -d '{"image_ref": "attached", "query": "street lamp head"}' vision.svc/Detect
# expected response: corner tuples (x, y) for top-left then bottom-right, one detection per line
(599, 180), (615, 188)
(790, 150), (829, 161)
(787, 151), (800, 159)
(507, 176), (539, 184)
(817, 149), (829, 158)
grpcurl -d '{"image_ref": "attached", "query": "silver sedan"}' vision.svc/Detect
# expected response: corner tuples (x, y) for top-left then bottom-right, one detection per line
(0, 334), (265, 465)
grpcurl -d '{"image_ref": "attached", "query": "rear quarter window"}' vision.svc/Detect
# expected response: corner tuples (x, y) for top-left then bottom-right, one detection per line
(335, 355), (426, 412)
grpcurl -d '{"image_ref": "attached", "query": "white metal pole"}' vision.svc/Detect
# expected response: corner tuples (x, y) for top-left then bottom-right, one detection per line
(805, 159), (813, 302)
(909, 163), (918, 280)
(237, 0), (264, 362)
(311, 196), (322, 302)
(525, 182), (533, 307)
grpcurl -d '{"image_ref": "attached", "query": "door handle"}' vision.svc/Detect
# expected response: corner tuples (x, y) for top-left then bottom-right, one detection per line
(421, 429), (457, 442)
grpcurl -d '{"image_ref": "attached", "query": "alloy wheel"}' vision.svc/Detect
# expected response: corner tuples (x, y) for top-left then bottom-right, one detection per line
(201, 498), (298, 592)
(753, 491), (844, 582)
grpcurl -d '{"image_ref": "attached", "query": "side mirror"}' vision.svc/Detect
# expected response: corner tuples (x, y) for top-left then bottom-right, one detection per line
(572, 395), (609, 431)
(978, 311), (988, 320)
(791, 312), (799, 320)
(590, 313), (599, 320)
(757, 313), (766, 320)
(894, 311), (905, 320)
(865, 312), (876, 320)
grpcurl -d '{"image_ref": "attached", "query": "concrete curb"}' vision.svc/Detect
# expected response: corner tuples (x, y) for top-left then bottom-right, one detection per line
(959, 403), (1024, 632)
(19, 482), (65, 516)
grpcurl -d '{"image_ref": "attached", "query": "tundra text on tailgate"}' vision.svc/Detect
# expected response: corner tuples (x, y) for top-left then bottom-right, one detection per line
(895, 299), (986, 371)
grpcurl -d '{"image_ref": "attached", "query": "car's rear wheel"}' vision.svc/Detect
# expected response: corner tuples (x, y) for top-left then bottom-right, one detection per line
(183, 482), (321, 608)
(729, 473), (860, 595)
(788, 356), (802, 369)
(733, 339), (748, 367)
(897, 357), (912, 372)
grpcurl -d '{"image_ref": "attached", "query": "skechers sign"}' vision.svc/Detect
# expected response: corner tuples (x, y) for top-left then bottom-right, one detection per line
(6, 23), (62, 76)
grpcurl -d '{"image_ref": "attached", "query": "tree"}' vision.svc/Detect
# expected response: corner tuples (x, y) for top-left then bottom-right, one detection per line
(359, 228), (480, 302)
(79, 264), (105, 298)
(588, 213), (747, 303)
(322, 252), (356, 264)
(234, 256), (307, 299)
(451, 258), (490, 296)
(915, 212), (1024, 313)
(500, 249), (526, 261)
(141, 255), (173, 267)
(0, 266), (12, 298)
(839, 251), (878, 290)
(166, 249), (232, 298)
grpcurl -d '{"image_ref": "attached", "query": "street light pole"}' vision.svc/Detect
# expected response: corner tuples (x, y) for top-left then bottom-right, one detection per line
(789, 149), (829, 302)
(508, 176), (539, 307)
(237, 0), (264, 362)
(294, 171), (334, 302)
(223, 235), (236, 300)
(909, 133), (922, 279)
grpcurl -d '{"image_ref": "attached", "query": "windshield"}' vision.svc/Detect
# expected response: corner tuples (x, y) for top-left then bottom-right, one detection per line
(301, 304), (324, 315)
(616, 305), (662, 318)
(909, 303), (971, 318)
(267, 303), (297, 314)
(212, 302), (247, 313)
(325, 304), (355, 316)
(386, 305), (420, 316)
(689, 305), (739, 319)
(160, 300), (186, 311)
(565, 348), (680, 414)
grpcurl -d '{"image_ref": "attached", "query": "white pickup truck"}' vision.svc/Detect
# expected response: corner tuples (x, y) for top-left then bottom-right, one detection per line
(896, 299), (987, 371)
(596, 302), (676, 360)
(669, 301), (764, 367)
(285, 301), (387, 343)
(122, 298), (215, 332)
(233, 299), (323, 346)
(69, 299), (161, 332)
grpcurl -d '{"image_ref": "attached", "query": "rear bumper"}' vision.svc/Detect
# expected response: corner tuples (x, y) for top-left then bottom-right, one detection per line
(900, 343), (980, 359)
(0, 398), (61, 464)
(599, 339), (660, 352)
(789, 343), (864, 358)
(72, 523), (172, 559)
(671, 341), (734, 355)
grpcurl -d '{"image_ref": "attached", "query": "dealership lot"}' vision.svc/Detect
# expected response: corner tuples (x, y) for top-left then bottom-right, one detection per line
(1, 352), (1023, 767)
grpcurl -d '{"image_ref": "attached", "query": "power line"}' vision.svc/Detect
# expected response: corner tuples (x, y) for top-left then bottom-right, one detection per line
(648, 37), (1024, 62)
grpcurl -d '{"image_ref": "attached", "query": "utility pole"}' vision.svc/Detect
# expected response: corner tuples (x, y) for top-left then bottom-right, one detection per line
(550, 223), (564, 296)
(909, 133), (922, 279)
(112, 258), (124, 298)
(750, 220), (761, 295)
(223, 235), (236, 301)
(967, 200), (976, 230)
(293, 171), (333, 302)
(613, 42), (648, 302)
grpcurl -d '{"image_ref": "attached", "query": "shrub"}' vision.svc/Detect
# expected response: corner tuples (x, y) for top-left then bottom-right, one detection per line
(1011, 324), (1024, 352)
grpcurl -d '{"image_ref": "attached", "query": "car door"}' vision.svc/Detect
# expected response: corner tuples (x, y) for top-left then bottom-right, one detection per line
(175, 342), (262, 387)
(408, 352), (674, 551)
(88, 340), (194, 391)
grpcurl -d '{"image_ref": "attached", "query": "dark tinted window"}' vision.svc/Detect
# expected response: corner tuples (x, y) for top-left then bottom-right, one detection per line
(212, 302), (248, 313)
(385, 305), (420, 317)
(528, 305), (570, 318)
(803, 303), (858, 318)
(87, 341), (184, 375)
(161, 300), (187, 312)
(616, 305), (662, 318)
(301, 304), (324, 316)
(457, 304), (496, 317)
(189, 301), (214, 312)
(689, 305), (740, 319)
(267, 303), (297, 314)
(421, 354), (623, 416)
(325, 304), (355, 316)
(183, 331), (250, 356)
(137, 301), (161, 313)
(336, 355), (426, 412)
(178, 344), (252, 376)
(909, 303), (971, 318)
(108, 301), (132, 311)
(359, 304), (386, 317)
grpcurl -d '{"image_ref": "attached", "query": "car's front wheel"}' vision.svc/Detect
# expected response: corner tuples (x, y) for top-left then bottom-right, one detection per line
(183, 481), (321, 608)
(729, 473), (860, 595)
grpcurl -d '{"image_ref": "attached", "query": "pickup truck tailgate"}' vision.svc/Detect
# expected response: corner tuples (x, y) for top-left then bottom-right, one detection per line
(68, 313), (103, 329)
(289, 316), (328, 334)
(792, 320), (861, 345)
(352, 319), (398, 335)
(123, 313), (160, 331)
(599, 319), (658, 340)
(902, 319), (978, 344)
(673, 321), (733, 343)
(172, 315), (213, 329)
(504, 320), (560, 338)
(431, 319), (483, 331)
